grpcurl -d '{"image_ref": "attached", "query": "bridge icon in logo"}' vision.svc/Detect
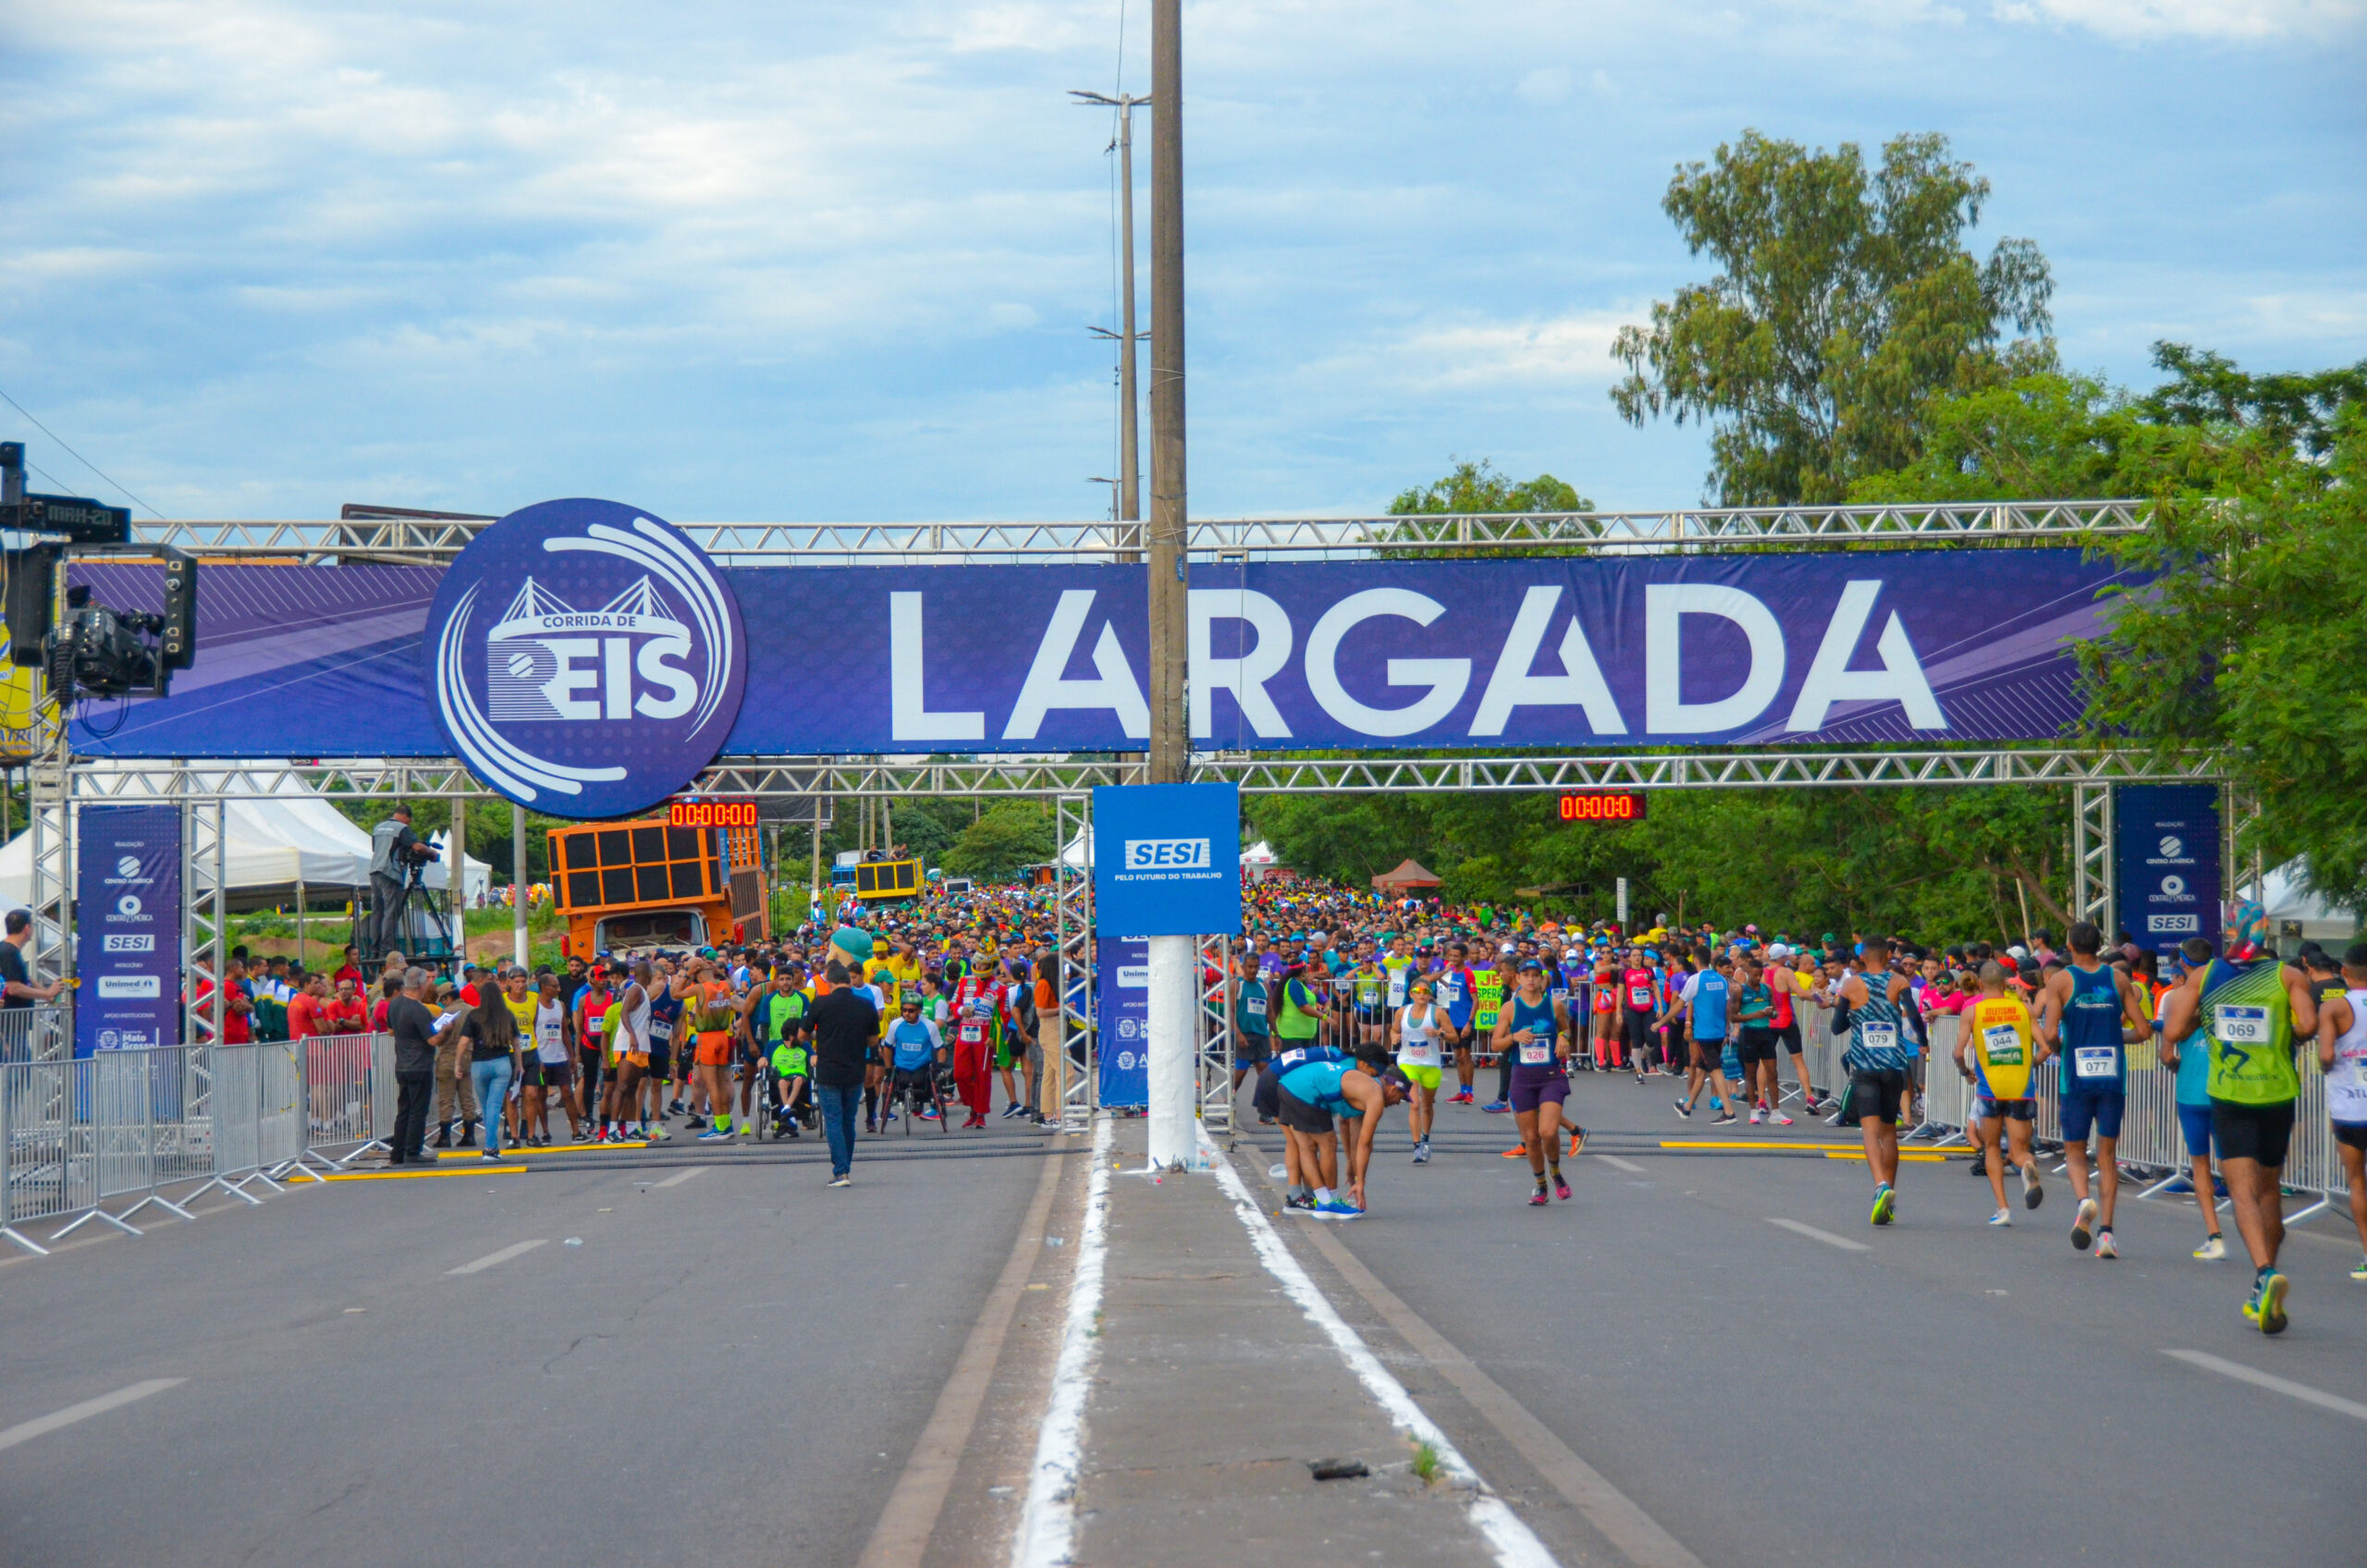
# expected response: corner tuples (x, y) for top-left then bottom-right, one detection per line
(424, 499), (748, 818)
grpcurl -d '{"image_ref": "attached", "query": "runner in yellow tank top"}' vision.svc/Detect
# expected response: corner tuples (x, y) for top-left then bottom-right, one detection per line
(1952, 961), (2044, 1226)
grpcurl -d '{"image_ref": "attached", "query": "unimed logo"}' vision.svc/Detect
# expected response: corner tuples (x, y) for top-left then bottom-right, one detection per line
(1123, 838), (1210, 871)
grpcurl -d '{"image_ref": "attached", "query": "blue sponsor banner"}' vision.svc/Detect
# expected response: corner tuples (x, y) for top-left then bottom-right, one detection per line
(1096, 937), (1149, 1109)
(75, 804), (181, 1056)
(1091, 783), (1240, 937)
(68, 546), (2138, 762)
(2114, 785), (2221, 959)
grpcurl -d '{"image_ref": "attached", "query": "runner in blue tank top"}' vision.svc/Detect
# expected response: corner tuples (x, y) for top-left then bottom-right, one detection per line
(1490, 960), (1575, 1206)
(1274, 1056), (1411, 1218)
(1840, 937), (1917, 1226)
(1668, 955), (1748, 1126)
(2039, 921), (2152, 1258)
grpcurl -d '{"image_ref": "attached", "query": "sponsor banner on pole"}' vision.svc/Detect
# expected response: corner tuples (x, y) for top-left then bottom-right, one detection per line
(75, 804), (181, 1056)
(1097, 936), (1149, 1109)
(2114, 784), (2221, 959)
(1091, 783), (1241, 937)
(68, 546), (2137, 762)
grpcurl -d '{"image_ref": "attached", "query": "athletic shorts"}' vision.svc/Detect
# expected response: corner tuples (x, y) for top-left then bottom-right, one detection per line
(2335, 1121), (2367, 1153)
(645, 1047), (671, 1080)
(2211, 1098), (2297, 1168)
(1690, 1036), (1726, 1069)
(1975, 1096), (2034, 1122)
(1397, 1061), (1442, 1092)
(1774, 1022), (1801, 1053)
(2177, 1102), (2215, 1162)
(1276, 1085), (1334, 1135)
(1623, 1012), (1654, 1054)
(1253, 1062), (1284, 1121)
(1738, 1027), (1777, 1064)
(2059, 1084), (2125, 1143)
(694, 1032), (734, 1068)
(891, 1065), (936, 1103)
(1507, 1064), (1568, 1114)
(538, 1056), (575, 1088)
(1846, 1068), (1909, 1125)
(1235, 1032), (1271, 1066)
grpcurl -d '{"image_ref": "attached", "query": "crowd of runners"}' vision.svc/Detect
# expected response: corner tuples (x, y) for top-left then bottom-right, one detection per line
(366, 867), (2367, 1340)
(1221, 879), (2367, 1340)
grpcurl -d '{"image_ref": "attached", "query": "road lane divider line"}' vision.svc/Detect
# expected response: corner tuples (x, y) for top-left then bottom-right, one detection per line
(1012, 1118), (1112, 1568)
(863, 1123), (1074, 1568)
(325, 1165), (526, 1181)
(0, 1378), (185, 1453)
(1821, 1150), (1945, 1163)
(652, 1167), (705, 1189)
(1596, 1154), (1648, 1174)
(1214, 1136), (1592, 1568)
(2163, 1349), (2367, 1424)
(448, 1239), (547, 1275)
(1766, 1218), (1870, 1252)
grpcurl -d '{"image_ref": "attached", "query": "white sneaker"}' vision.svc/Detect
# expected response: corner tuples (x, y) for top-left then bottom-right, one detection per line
(1748, 1108), (1763, 1124)
(2193, 1233), (2226, 1261)
(1767, 1109), (1794, 1126)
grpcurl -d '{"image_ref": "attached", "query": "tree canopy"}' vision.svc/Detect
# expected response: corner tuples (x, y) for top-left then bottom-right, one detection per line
(1612, 130), (2053, 506)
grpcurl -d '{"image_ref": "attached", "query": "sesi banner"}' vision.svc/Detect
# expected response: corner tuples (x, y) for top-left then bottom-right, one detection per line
(68, 547), (2135, 759)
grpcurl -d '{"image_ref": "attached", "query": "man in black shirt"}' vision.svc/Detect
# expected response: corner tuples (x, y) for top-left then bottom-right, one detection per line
(807, 962), (880, 1186)
(386, 968), (440, 1164)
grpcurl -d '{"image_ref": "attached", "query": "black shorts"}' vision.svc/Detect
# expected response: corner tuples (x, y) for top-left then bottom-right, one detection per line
(1976, 1096), (2034, 1121)
(1276, 1085), (1334, 1135)
(2335, 1121), (2367, 1153)
(1738, 1027), (1777, 1064)
(2212, 1099), (2297, 1168)
(1846, 1069), (1910, 1125)
(1253, 1062), (1284, 1121)
(538, 1056), (575, 1088)
(1623, 1012), (1654, 1052)
(1235, 1033), (1271, 1066)
(647, 1047), (672, 1080)
(1774, 1022), (1801, 1052)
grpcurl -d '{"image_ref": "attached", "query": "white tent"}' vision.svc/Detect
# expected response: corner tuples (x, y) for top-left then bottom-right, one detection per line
(2262, 860), (2358, 944)
(1060, 829), (1092, 871)
(0, 779), (490, 911)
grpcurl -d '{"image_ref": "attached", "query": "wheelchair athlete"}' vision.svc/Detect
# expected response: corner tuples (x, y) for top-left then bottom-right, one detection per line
(883, 997), (951, 1132)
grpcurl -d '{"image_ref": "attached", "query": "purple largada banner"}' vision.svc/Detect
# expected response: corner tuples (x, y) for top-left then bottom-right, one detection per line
(67, 550), (2134, 758)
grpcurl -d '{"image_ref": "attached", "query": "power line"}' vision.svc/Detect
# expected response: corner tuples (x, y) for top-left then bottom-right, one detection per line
(0, 385), (166, 519)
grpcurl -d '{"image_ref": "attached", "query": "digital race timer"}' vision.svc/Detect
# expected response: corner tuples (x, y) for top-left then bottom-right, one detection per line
(667, 798), (758, 829)
(1558, 791), (1647, 822)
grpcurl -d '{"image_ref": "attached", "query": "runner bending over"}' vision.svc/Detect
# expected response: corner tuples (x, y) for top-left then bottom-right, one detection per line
(1275, 1057), (1410, 1219)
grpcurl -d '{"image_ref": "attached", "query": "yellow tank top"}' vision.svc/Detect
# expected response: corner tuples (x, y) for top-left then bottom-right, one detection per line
(1968, 995), (2034, 1100)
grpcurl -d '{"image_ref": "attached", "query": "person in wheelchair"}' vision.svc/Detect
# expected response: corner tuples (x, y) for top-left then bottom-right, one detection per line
(766, 1035), (812, 1137)
(885, 997), (950, 1127)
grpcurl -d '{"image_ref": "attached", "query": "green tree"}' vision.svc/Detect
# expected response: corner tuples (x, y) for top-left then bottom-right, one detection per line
(1613, 129), (2054, 505)
(1380, 459), (1592, 557)
(942, 800), (1057, 882)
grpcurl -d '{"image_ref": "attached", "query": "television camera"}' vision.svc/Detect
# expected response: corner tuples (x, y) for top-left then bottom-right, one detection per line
(1, 443), (197, 704)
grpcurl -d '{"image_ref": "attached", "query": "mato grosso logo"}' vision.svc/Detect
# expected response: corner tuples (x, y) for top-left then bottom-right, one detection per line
(423, 498), (747, 818)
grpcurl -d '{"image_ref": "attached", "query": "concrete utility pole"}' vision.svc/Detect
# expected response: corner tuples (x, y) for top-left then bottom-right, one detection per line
(511, 803), (528, 967)
(1070, 90), (1148, 557)
(1142, 0), (1196, 1170)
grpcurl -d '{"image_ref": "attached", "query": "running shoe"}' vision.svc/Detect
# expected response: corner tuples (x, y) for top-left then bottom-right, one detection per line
(1987, 1209), (2012, 1227)
(1313, 1198), (1365, 1220)
(1502, 1146), (1526, 1158)
(2256, 1270), (2289, 1335)
(1481, 1100), (1511, 1114)
(2349, 1256), (2367, 1281)
(1767, 1110), (1795, 1127)
(2021, 1164), (2044, 1210)
(1528, 1186), (1550, 1207)
(1411, 1141), (1430, 1165)
(1748, 1109), (1763, 1125)
(1283, 1192), (1316, 1215)
(883, 1109), (898, 1123)
(1711, 1111), (1738, 1127)
(920, 1107), (942, 1121)
(1870, 1183), (1895, 1226)
(2194, 1232), (2226, 1260)
(649, 1124), (670, 1142)
(828, 1174), (851, 1189)
(1001, 1103), (1024, 1119)
(1449, 1090), (1474, 1104)
(1553, 1176), (1572, 1201)
(697, 1127), (731, 1141)
(2071, 1197), (2097, 1252)
(1568, 1126), (1588, 1156)
(2095, 1230), (2118, 1260)
(1674, 1099), (1693, 1120)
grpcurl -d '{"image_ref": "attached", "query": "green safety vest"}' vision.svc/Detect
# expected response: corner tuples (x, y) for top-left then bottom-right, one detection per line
(1274, 978), (1321, 1040)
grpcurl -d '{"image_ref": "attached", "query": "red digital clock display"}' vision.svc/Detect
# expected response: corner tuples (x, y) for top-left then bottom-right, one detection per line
(668, 798), (758, 829)
(1558, 791), (1646, 822)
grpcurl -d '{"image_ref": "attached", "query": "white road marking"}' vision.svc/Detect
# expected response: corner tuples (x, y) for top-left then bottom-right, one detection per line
(1012, 1117), (1114, 1568)
(1210, 1135), (1569, 1568)
(1595, 1154), (1647, 1174)
(1767, 1218), (1870, 1252)
(447, 1239), (546, 1275)
(2164, 1349), (2367, 1424)
(653, 1167), (705, 1189)
(0, 1378), (184, 1453)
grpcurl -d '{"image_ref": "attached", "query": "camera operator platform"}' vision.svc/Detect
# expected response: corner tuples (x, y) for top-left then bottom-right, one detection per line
(360, 804), (452, 967)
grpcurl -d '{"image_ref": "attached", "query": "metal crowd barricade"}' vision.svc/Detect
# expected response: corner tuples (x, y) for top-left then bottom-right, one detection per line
(301, 1032), (393, 1168)
(3, 1046), (212, 1254)
(1195, 937), (1233, 1138)
(190, 1042), (271, 1205)
(3, 1056), (81, 1253)
(1911, 1017), (1969, 1145)
(0, 1003), (76, 1064)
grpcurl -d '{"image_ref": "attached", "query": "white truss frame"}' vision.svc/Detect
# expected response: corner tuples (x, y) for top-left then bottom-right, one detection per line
(124, 498), (2151, 564)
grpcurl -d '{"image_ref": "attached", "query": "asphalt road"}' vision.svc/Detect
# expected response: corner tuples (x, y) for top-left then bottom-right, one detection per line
(1231, 1070), (2367, 1568)
(0, 1124), (1059, 1568)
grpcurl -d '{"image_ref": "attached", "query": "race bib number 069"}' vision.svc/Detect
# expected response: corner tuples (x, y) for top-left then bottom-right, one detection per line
(2213, 1006), (2270, 1045)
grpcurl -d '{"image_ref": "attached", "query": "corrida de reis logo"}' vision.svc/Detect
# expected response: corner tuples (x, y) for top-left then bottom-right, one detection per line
(423, 498), (747, 818)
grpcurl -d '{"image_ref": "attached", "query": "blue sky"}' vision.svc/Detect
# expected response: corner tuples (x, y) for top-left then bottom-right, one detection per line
(3, 0), (2361, 523)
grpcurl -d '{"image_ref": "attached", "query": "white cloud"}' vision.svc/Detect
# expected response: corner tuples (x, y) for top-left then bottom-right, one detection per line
(1992, 0), (2365, 38)
(1390, 314), (1634, 391)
